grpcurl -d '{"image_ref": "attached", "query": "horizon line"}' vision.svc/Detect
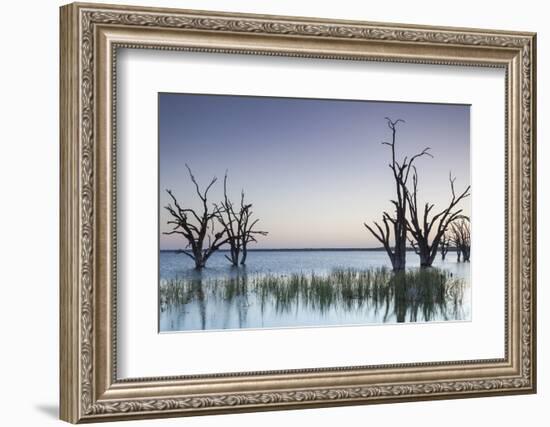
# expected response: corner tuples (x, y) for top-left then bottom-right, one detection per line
(159, 247), (459, 253)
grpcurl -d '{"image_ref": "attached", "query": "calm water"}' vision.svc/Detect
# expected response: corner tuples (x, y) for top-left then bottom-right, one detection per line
(159, 250), (471, 332)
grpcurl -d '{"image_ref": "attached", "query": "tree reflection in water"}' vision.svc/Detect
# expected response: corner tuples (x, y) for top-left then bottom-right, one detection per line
(160, 267), (466, 329)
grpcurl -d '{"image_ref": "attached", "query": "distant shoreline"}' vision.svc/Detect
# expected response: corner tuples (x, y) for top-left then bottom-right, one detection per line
(160, 247), (433, 253)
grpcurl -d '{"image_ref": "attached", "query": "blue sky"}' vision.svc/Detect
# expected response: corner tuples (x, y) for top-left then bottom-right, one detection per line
(159, 93), (470, 249)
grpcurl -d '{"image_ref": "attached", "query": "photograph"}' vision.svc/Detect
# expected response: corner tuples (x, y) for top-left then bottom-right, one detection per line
(158, 93), (472, 332)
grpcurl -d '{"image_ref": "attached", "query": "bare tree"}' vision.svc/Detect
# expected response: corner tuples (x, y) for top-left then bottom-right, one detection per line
(455, 241), (462, 262)
(239, 200), (268, 265)
(406, 171), (470, 267)
(214, 173), (268, 266)
(164, 165), (229, 270)
(440, 233), (451, 261)
(450, 216), (471, 262)
(214, 173), (241, 266)
(364, 118), (432, 271)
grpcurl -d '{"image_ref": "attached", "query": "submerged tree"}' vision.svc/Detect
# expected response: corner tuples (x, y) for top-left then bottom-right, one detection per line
(214, 174), (240, 266)
(455, 241), (462, 262)
(450, 216), (471, 262)
(239, 201), (268, 265)
(164, 165), (228, 270)
(440, 233), (451, 261)
(406, 171), (470, 267)
(214, 173), (268, 266)
(364, 118), (432, 271)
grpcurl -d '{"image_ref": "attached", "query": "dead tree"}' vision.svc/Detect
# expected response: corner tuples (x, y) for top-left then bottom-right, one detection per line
(449, 221), (463, 262)
(214, 174), (241, 266)
(214, 173), (268, 266)
(406, 171), (470, 267)
(450, 217), (471, 262)
(455, 246), (462, 262)
(364, 118), (432, 271)
(164, 165), (229, 270)
(455, 241), (462, 262)
(439, 233), (451, 261)
(239, 200), (268, 265)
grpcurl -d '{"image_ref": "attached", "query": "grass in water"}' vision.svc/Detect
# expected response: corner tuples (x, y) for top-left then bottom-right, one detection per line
(160, 267), (466, 323)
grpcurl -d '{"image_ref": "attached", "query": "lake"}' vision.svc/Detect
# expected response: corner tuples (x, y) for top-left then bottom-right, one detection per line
(159, 250), (471, 332)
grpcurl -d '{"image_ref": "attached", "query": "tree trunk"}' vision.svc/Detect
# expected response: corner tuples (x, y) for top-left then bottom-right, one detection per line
(462, 247), (470, 262)
(419, 255), (431, 268)
(395, 208), (407, 271)
(440, 235), (450, 261)
(418, 247), (436, 268)
(392, 250), (406, 271)
(225, 245), (239, 266)
(240, 245), (248, 265)
(194, 253), (206, 270)
(412, 237), (433, 268)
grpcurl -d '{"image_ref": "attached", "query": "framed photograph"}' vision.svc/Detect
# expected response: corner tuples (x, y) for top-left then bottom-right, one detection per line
(60, 2), (537, 423)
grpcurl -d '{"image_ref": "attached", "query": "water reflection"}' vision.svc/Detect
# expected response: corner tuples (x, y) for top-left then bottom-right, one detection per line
(160, 267), (467, 331)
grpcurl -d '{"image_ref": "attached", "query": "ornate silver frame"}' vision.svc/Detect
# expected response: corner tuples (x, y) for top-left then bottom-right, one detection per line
(60, 2), (536, 423)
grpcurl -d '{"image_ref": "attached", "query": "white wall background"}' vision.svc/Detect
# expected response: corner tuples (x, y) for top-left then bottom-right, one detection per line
(0, 1), (545, 426)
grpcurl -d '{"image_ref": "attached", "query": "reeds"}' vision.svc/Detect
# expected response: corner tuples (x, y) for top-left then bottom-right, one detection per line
(160, 267), (466, 322)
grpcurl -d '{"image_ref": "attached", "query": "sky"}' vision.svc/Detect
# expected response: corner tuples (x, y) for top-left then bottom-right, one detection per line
(159, 93), (470, 250)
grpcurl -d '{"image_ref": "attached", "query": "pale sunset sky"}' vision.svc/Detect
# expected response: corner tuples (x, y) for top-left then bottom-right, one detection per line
(159, 93), (470, 250)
